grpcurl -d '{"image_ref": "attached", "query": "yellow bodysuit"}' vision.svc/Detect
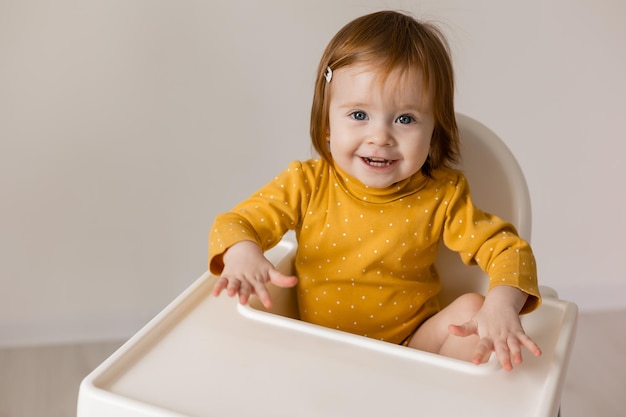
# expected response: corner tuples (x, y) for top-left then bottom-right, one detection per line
(209, 159), (540, 344)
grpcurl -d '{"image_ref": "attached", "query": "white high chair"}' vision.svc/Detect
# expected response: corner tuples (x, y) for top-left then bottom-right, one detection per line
(78, 114), (577, 417)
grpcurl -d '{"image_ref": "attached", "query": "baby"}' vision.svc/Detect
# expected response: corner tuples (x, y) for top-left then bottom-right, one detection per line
(209, 10), (541, 371)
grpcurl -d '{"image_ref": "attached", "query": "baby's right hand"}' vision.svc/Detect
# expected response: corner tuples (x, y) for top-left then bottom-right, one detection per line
(212, 240), (298, 308)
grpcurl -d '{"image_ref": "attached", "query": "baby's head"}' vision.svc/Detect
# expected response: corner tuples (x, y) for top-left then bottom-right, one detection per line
(310, 10), (459, 178)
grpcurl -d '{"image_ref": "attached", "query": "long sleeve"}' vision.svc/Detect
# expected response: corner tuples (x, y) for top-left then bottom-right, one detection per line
(209, 160), (310, 275)
(441, 173), (541, 314)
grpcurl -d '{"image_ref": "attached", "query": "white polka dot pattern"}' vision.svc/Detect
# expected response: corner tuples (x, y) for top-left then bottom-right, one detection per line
(209, 159), (540, 344)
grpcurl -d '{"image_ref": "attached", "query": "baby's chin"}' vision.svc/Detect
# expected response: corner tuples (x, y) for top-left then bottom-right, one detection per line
(356, 168), (421, 189)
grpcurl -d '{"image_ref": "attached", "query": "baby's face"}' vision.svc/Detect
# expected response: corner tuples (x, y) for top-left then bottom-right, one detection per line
(327, 64), (435, 188)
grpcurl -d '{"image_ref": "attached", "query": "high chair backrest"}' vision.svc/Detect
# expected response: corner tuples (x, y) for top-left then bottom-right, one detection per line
(434, 113), (532, 307)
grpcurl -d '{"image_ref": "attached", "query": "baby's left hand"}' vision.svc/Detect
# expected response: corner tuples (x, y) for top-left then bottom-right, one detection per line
(448, 286), (542, 371)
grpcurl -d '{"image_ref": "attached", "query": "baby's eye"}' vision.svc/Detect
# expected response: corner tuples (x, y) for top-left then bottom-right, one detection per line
(350, 111), (368, 121)
(396, 114), (415, 124)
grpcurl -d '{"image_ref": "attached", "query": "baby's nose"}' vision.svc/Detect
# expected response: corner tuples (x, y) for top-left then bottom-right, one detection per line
(367, 126), (394, 146)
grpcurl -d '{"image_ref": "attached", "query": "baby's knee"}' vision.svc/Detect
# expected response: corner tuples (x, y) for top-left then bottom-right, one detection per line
(453, 292), (485, 315)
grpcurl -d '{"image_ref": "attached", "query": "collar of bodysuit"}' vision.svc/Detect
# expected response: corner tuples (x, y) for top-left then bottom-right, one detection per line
(330, 162), (428, 204)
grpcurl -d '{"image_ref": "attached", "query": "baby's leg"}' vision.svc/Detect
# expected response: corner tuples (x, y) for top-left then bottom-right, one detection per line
(407, 293), (486, 363)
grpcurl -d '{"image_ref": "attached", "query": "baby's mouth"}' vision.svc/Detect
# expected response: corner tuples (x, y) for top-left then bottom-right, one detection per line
(362, 157), (395, 167)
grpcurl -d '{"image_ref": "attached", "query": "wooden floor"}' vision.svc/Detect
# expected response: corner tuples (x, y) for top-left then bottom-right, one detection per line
(0, 340), (124, 417)
(0, 309), (624, 417)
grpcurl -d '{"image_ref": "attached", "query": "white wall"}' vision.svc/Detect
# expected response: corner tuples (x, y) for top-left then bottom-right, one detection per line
(1, 0), (624, 347)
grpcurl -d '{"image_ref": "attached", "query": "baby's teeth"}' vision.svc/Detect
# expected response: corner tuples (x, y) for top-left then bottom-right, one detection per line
(366, 158), (391, 167)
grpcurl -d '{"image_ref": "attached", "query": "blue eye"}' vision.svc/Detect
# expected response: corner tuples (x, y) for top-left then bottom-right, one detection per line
(397, 115), (414, 124)
(351, 111), (368, 121)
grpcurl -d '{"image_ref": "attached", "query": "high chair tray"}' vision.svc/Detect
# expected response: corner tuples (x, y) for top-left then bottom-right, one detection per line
(78, 239), (577, 417)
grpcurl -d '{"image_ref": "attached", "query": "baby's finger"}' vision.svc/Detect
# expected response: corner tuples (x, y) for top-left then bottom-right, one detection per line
(518, 332), (542, 357)
(212, 277), (229, 297)
(472, 338), (494, 365)
(268, 269), (298, 288)
(448, 320), (478, 337)
(226, 278), (241, 297)
(238, 281), (253, 305)
(250, 279), (272, 308)
(494, 339), (513, 371)
(508, 336), (523, 365)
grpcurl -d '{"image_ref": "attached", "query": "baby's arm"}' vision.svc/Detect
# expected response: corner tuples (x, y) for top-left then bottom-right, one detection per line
(211, 240), (298, 308)
(448, 285), (541, 371)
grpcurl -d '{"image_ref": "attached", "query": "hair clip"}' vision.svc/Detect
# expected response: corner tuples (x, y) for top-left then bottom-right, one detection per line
(324, 66), (333, 83)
